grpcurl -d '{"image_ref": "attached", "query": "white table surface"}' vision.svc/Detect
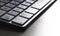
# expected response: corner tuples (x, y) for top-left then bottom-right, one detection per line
(0, 0), (60, 36)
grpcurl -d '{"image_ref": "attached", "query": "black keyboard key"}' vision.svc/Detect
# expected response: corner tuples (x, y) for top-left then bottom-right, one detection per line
(0, 2), (5, 6)
(8, 10), (18, 16)
(0, 0), (10, 3)
(6, 3), (16, 8)
(1, 6), (11, 11)
(0, 10), (6, 16)
(18, 4), (27, 9)
(15, 0), (24, 2)
(22, 1), (31, 6)
(25, 7), (38, 14)
(26, 0), (36, 3)
(1, 14), (14, 20)
(20, 11), (33, 18)
(12, 16), (28, 24)
(13, 7), (23, 12)
(10, 1), (20, 5)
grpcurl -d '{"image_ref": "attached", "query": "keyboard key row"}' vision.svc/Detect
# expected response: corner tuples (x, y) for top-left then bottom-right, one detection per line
(0, 10), (33, 18)
(0, 0), (36, 11)
(0, 7), (38, 17)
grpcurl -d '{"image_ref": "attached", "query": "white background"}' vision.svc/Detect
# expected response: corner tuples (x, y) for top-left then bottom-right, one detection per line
(0, 0), (60, 36)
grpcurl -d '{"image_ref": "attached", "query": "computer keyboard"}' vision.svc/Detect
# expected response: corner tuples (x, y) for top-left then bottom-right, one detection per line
(0, 0), (37, 23)
(0, 0), (56, 32)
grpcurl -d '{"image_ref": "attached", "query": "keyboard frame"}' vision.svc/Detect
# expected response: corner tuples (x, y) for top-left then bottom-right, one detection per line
(0, 0), (57, 32)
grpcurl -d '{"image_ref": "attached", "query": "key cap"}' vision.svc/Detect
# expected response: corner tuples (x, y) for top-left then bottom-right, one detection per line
(31, 0), (50, 9)
(0, 2), (5, 6)
(10, 1), (20, 5)
(26, 0), (35, 3)
(18, 4), (27, 9)
(12, 16), (28, 24)
(25, 7), (38, 14)
(8, 10), (18, 16)
(13, 7), (23, 12)
(0, 0), (10, 3)
(0, 10), (6, 16)
(22, 1), (31, 6)
(6, 3), (16, 8)
(1, 14), (14, 20)
(15, 0), (24, 2)
(1, 6), (11, 11)
(20, 11), (33, 18)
